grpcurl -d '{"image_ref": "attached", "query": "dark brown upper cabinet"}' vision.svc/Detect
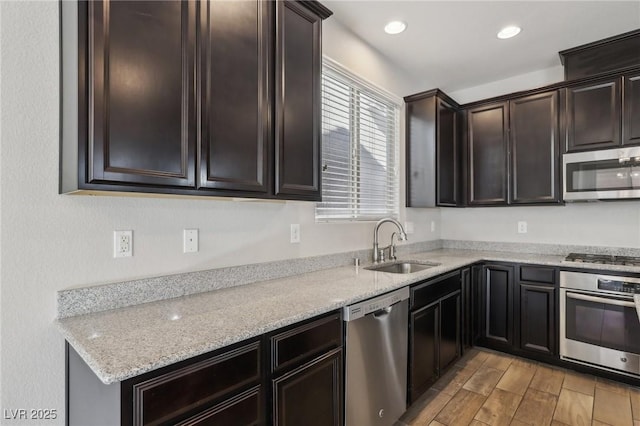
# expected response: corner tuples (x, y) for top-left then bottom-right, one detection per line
(467, 102), (509, 205)
(565, 77), (622, 152)
(198, 0), (272, 194)
(624, 72), (640, 146)
(274, 0), (325, 201)
(466, 92), (560, 206)
(84, 0), (197, 188)
(405, 90), (462, 207)
(510, 91), (560, 204)
(61, 0), (332, 201)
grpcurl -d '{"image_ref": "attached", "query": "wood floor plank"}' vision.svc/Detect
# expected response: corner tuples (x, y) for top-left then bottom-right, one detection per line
(463, 366), (506, 396)
(428, 421), (446, 426)
(513, 388), (558, 426)
(474, 388), (522, 425)
(456, 348), (491, 370)
(399, 388), (452, 426)
(496, 365), (536, 396)
(596, 378), (630, 395)
(563, 371), (596, 396)
(432, 365), (477, 396)
(630, 387), (640, 420)
(591, 420), (611, 426)
(483, 352), (513, 371)
(510, 357), (537, 370)
(435, 388), (486, 425)
(510, 420), (531, 426)
(553, 388), (594, 426)
(469, 420), (490, 426)
(593, 387), (633, 426)
(529, 365), (565, 396)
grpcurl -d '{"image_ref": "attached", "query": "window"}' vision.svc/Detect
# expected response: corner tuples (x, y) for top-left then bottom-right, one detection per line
(316, 59), (401, 221)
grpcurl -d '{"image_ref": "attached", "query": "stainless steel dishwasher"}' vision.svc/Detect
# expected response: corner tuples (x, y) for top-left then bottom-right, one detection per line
(344, 287), (409, 426)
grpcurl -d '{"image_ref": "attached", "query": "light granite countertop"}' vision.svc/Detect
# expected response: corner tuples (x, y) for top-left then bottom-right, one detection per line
(56, 248), (640, 385)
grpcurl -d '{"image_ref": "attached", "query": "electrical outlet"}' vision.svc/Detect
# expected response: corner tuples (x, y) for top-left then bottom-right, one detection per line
(183, 229), (198, 253)
(431, 221), (436, 232)
(518, 221), (528, 234)
(290, 224), (300, 243)
(114, 230), (132, 258)
(404, 221), (415, 234)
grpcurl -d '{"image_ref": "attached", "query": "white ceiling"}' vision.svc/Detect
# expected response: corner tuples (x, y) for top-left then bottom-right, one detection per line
(325, 1), (640, 94)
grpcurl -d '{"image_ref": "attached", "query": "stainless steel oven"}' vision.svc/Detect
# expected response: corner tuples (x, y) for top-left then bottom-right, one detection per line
(563, 146), (640, 201)
(560, 271), (640, 377)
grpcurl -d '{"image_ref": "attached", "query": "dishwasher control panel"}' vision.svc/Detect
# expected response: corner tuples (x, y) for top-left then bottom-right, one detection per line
(343, 287), (409, 321)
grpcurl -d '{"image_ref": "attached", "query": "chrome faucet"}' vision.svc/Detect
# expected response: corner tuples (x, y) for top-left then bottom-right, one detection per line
(372, 218), (408, 263)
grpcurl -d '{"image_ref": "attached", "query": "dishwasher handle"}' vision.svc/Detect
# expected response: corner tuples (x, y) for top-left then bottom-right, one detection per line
(372, 306), (393, 318)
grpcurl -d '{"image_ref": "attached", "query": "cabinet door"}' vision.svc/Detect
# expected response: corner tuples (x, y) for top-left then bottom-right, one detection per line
(566, 78), (622, 152)
(437, 99), (460, 206)
(518, 284), (556, 356)
(624, 73), (640, 146)
(483, 264), (514, 347)
(439, 291), (461, 372)
(406, 96), (436, 207)
(467, 102), (509, 205)
(510, 91), (560, 204)
(87, 0), (196, 187)
(273, 348), (342, 426)
(274, 0), (322, 200)
(409, 302), (438, 404)
(198, 0), (271, 193)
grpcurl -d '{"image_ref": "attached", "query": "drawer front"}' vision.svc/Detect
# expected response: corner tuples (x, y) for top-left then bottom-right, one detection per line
(175, 386), (262, 426)
(271, 312), (342, 373)
(132, 341), (261, 426)
(519, 265), (556, 285)
(411, 271), (461, 310)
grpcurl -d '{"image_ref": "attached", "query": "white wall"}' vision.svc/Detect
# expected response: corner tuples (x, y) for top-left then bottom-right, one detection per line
(441, 202), (640, 248)
(448, 65), (565, 104)
(0, 3), (437, 423)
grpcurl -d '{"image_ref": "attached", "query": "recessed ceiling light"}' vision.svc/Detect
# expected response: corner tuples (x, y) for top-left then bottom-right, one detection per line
(384, 21), (407, 35)
(497, 25), (521, 39)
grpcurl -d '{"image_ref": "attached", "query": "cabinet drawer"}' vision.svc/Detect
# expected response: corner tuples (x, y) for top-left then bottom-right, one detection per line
(175, 386), (262, 426)
(130, 341), (261, 426)
(411, 271), (461, 310)
(519, 265), (556, 285)
(270, 312), (342, 372)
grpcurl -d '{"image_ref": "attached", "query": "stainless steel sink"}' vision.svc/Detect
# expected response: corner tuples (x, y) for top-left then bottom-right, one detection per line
(365, 261), (440, 274)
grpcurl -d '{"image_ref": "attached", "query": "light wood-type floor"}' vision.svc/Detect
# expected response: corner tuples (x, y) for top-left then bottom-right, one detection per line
(397, 348), (640, 426)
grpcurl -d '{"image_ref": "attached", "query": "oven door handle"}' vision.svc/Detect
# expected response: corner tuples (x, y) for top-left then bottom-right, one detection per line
(566, 291), (636, 308)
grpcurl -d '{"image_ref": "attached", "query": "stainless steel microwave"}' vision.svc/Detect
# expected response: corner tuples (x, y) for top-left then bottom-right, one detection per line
(563, 147), (640, 201)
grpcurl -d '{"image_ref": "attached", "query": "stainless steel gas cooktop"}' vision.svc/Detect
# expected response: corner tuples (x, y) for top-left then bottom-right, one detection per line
(564, 252), (640, 266)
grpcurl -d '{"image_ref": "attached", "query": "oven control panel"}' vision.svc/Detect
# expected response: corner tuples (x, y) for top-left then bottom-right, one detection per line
(598, 279), (640, 294)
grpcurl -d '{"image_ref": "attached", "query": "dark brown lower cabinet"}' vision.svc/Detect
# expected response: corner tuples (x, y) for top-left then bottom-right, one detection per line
(67, 310), (343, 426)
(409, 301), (439, 401)
(409, 272), (461, 404)
(272, 349), (342, 426)
(478, 263), (558, 360)
(268, 311), (343, 426)
(518, 283), (556, 356)
(482, 264), (515, 349)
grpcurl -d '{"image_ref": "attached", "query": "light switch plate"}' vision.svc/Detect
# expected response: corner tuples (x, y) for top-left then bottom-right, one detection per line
(290, 224), (300, 243)
(518, 221), (528, 234)
(184, 229), (198, 253)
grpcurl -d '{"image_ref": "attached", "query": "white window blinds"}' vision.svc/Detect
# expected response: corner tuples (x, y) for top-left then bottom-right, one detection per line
(316, 60), (400, 221)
